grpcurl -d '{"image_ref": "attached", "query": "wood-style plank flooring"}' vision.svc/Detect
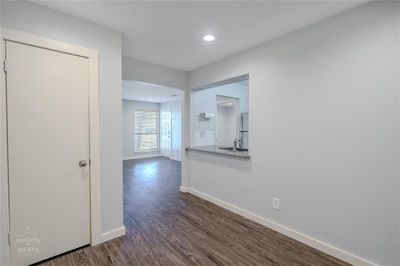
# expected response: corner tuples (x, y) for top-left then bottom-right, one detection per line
(38, 157), (350, 266)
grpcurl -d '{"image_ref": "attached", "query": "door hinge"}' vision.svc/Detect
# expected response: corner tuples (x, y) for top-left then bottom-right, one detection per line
(8, 232), (11, 246)
(3, 60), (7, 73)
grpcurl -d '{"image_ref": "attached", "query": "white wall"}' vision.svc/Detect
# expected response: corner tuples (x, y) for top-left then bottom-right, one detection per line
(123, 100), (160, 159)
(188, 2), (400, 266)
(161, 100), (182, 160)
(190, 82), (249, 146)
(1, 2), (124, 264)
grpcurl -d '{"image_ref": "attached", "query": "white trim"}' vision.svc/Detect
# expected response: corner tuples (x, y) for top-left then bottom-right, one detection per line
(185, 187), (376, 266)
(123, 154), (180, 161)
(1, 29), (103, 265)
(0, 27), (10, 266)
(179, 186), (189, 193)
(100, 226), (126, 243)
(170, 156), (181, 162)
(123, 153), (162, 161)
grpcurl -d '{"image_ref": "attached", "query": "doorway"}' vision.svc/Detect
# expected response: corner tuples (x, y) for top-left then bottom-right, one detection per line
(216, 95), (240, 147)
(122, 80), (183, 161)
(160, 108), (172, 158)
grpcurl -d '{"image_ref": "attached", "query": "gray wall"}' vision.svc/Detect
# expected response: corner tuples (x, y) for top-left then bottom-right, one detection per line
(1, 3), (124, 265)
(123, 56), (189, 90)
(188, 2), (400, 265)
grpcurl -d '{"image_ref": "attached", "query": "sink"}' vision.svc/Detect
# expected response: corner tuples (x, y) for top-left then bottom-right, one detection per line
(219, 146), (248, 152)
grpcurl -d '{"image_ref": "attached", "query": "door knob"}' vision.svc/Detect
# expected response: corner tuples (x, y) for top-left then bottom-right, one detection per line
(79, 160), (87, 167)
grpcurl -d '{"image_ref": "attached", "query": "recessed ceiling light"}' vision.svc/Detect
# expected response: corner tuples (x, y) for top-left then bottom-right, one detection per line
(203, 34), (215, 42)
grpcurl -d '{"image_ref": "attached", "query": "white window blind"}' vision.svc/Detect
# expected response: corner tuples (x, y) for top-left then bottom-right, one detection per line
(134, 111), (159, 152)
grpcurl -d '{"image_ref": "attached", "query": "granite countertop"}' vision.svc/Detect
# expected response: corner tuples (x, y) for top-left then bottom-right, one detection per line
(186, 145), (251, 159)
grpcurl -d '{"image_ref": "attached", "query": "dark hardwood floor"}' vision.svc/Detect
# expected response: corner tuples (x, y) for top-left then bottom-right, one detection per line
(38, 157), (349, 266)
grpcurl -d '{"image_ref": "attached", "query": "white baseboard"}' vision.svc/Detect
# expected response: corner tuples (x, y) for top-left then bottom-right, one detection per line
(123, 154), (161, 160)
(100, 226), (126, 243)
(186, 187), (376, 266)
(170, 156), (181, 162)
(179, 186), (189, 193)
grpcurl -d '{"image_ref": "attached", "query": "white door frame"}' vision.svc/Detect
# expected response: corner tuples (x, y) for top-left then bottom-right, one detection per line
(1, 28), (102, 265)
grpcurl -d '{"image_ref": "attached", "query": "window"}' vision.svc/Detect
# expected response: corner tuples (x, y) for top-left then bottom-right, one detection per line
(134, 111), (159, 152)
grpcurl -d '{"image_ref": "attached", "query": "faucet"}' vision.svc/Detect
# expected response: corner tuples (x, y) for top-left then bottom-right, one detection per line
(233, 138), (240, 151)
(238, 131), (244, 148)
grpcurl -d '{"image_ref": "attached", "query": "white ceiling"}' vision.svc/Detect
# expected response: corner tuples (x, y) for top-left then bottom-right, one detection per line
(122, 80), (183, 103)
(34, 1), (368, 71)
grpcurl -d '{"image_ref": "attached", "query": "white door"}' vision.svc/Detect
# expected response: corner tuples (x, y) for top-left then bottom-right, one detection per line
(160, 108), (172, 157)
(6, 41), (90, 266)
